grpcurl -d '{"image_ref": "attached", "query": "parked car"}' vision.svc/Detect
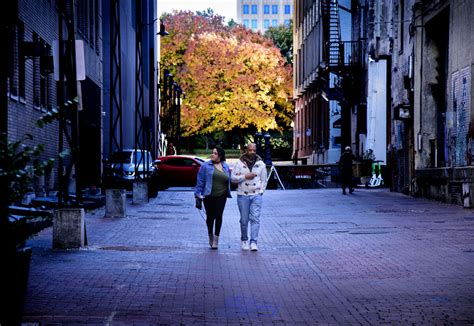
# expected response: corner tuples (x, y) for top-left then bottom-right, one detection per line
(154, 155), (205, 188)
(102, 149), (158, 190)
(154, 155), (237, 190)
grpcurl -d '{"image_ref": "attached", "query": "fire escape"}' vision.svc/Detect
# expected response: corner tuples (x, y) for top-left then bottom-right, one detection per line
(322, 0), (363, 148)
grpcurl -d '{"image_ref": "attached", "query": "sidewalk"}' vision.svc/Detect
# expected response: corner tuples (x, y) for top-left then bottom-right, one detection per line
(22, 188), (474, 324)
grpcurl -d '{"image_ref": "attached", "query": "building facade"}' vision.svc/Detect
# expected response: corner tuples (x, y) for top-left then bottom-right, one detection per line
(102, 0), (158, 160)
(6, 0), (103, 194)
(237, 0), (293, 33)
(5, 0), (159, 197)
(294, 0), (474, 206)
(293, 0), (360, 164)
(406, 0), (474, 206)
(357, 0), (474, 205)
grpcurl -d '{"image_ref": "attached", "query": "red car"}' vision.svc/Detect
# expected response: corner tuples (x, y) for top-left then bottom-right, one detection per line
(154, 155), (205, 188)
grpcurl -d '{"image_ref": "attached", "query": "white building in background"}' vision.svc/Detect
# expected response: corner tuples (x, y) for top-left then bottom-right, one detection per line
(236, 0), (292, 33)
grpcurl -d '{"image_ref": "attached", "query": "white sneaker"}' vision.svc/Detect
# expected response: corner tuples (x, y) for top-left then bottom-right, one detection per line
(250, 242), (258, 251)
(241, 241), (250, 250)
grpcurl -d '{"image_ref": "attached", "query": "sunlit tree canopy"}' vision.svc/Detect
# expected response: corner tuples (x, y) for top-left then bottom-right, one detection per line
(160, 11), (293, 143)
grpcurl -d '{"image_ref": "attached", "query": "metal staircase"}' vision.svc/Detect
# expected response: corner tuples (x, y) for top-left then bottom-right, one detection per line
(328, 0), (342, 67)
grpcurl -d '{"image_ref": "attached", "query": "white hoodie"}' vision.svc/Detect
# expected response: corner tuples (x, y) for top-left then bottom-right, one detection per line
(231, 156), (268, 195)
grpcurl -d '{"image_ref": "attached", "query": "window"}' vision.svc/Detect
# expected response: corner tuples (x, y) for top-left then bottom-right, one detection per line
(243, 4), (249, 14)
(89, 0), (95, 48)
(399, 0), (405, 53)
(264, 5), (270, 14)
(272, 5), (278, 14)
(18, 21), (25, 99)
(251, 19), (258, 29)
(8, 23), (20, 97)
(40, 42), (52, 109)
(284, 19), (291, 27)
(284, 5), (291, 15)
(166, 158), (193, 167)
(94, 0), (100, 52)
(133, 151), (152, 165)
(264, 19), (270, 29)
(77, 0), (89, 39)
(272, 19), (278, 27)
(251, 4), (257, 14)
(243, 19), (249, 28)
(110, 152), (132, 164)
(33, 33), (40, 107)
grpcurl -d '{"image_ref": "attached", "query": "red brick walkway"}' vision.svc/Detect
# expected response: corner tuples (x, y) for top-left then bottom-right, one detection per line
(22, 188), (474, 324)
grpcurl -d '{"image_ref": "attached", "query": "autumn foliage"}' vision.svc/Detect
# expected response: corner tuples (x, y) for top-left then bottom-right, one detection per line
(160, 11), (293, 141)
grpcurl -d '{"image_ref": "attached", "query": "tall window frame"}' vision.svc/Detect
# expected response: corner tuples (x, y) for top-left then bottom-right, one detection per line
(264, 19), (270, 29)
(251, 19), (258, 29)
(264, 5), (270, 14)
(40, 41), (52, 110)
(32, 32), (40, 108)
(18, 21), (25, 100)
(251, 4), (258, 14)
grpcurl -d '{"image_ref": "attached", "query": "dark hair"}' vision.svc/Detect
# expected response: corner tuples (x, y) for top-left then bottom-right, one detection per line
(214, 146), (226, 162)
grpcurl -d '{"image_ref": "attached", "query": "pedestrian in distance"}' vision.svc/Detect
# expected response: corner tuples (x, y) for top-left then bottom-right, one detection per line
(166, 142), (176, 156)
(339, 146), (355, 195)
(194, 146), (232, 249)
(231, 143), (267, 251)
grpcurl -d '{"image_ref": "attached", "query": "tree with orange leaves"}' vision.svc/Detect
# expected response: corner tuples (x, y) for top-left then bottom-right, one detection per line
(160, 11), (293, 147)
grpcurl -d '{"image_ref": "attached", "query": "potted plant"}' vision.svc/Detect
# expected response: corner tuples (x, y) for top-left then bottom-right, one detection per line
(0, 132), (55, 325)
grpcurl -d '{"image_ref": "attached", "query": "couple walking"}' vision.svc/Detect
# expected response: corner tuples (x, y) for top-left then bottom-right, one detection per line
(194, 143), (267, 251)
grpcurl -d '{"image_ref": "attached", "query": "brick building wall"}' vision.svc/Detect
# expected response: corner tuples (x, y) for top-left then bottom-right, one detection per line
(7, 0), (103, 194)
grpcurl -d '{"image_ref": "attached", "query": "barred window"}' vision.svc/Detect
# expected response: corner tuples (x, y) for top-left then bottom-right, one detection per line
(18, 21), (25, 99)
(33, 33), (40, 107)
(8, 23), (19, 97)
(77, 0), (89, 41)
(94, 0), (100, 53)
(89, 0), (94, 47)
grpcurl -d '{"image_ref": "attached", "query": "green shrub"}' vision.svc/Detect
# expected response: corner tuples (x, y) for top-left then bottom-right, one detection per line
(184, 148), (242, 158)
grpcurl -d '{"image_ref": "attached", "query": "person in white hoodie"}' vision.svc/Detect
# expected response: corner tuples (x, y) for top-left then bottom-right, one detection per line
(231, 143), (267, 251)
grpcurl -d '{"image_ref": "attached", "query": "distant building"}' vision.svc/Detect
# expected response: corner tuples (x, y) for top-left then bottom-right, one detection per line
(293, 0), (357, 164)
(236, 0), (293, 33)
(102, 0), (158, 159)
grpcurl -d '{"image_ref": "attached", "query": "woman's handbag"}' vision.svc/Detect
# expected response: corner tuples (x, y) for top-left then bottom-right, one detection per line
(195, 197), (203, 210)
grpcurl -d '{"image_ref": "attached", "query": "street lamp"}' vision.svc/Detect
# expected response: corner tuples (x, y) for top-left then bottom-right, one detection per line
(254, 132), (263, 158)
(263, 132), (272, 166)
(157, 19), (169, 36)
(174, 84), (182, 155)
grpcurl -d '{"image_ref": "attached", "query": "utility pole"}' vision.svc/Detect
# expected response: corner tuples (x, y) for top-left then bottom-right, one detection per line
(57, 0), (81, 207)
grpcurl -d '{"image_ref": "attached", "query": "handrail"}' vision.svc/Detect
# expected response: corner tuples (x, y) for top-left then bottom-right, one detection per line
(328, 41), (362, 67)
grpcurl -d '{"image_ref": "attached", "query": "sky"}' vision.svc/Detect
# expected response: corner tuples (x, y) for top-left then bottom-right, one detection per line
(158, 0), (237, 23)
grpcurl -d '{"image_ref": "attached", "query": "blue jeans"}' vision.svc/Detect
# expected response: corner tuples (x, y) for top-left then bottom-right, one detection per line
(237, 194), (262, 243)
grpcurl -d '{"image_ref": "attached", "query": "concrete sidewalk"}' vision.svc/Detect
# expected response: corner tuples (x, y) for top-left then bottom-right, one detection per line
(22, 188), (474, 325)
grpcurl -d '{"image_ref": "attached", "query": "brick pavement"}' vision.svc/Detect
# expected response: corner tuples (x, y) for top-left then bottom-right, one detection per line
(22, 188), (474, 325)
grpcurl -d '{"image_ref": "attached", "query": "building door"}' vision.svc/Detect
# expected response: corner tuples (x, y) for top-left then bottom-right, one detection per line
(79, 78), (102, 189)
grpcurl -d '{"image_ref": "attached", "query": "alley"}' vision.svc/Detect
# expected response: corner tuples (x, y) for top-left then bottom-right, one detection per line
(23, 189), (474, 325)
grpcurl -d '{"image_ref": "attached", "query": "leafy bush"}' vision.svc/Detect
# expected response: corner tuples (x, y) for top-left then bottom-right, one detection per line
(184, 148), (242, 159)
(0, 134), (54, 204)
